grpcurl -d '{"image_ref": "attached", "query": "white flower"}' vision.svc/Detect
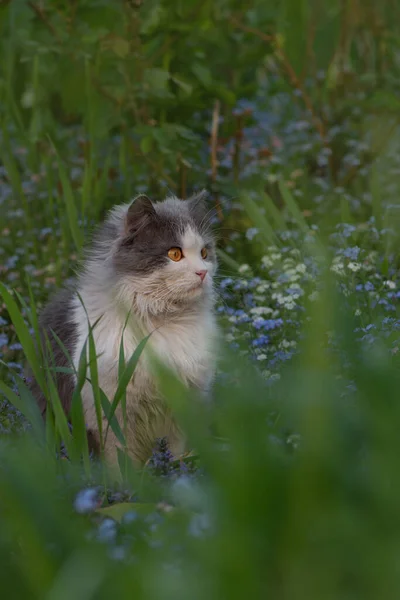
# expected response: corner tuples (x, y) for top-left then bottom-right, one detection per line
(296, 263), (307, 274)
(261, 256), (272, 269)
(272, 292), (284, 303)
(261, 257), (273, 268)
(284, 268), (297, 277)
(385, 280), (396, 290)
(250, 306), (273, 316)
(331, 261), (345, 275)
(280, 339), (296, 349)
(256, 282), (270, 293)
(284, 301), (296, 310)
(355, 309), (361, 316)
(347, 262), (361, 272)
(257, 353), (267, 361)
(238, 264), (251, 274)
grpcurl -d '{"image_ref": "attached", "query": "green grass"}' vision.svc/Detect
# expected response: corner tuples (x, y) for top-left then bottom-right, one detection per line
(1, 0), (400, 597)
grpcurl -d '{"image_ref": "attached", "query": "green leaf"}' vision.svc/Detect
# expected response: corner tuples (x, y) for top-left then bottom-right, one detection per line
(110, 38), (130, 58)
(140, 4), (164, 34)
(278, 0), (309, 76)
(144, 68), (172, 99)
(97, 502), (161, 522)
(59, 66), (86, 116)
(140, 135), (154, 155)
(171, 76), (193, 96)
(191, 63), (212, 87)
(214, 85), (236, 105)
(364, 90), (400, 113)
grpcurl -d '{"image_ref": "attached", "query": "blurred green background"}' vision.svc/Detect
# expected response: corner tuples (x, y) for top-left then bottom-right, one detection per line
(2, 1), (400, 598)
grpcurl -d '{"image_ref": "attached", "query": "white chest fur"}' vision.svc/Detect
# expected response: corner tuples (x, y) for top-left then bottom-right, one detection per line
(148, 310), (216, 389)
(72, 290), (216, 403)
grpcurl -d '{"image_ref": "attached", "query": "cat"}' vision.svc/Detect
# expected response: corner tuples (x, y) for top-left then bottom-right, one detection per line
(30, 192), (218, 465)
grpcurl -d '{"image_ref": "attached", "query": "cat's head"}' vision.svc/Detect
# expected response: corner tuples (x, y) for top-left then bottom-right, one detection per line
(111, 192), (217, 315)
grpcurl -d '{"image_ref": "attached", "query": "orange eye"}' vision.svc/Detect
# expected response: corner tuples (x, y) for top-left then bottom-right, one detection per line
(168, 247), (183, 262)
(201, 247), (208, 259)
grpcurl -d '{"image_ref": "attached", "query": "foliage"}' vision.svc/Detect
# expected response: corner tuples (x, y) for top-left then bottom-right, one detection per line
(1, 0), (400, 597)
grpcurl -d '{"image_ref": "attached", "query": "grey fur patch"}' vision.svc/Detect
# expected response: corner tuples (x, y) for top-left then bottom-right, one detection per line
(125, 194), (155, 235)
(28, 287), (77, 417)
(186, 190), (213, 230)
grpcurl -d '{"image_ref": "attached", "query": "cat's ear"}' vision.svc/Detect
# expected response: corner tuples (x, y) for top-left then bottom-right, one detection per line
(125, 194), (156, 234)
(187, 189), (211, 227)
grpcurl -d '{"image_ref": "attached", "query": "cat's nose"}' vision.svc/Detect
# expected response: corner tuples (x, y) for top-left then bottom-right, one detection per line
(196, 269), (208, 282)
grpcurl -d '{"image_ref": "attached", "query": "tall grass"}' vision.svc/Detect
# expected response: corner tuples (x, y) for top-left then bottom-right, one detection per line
(1, 0), (400, 597)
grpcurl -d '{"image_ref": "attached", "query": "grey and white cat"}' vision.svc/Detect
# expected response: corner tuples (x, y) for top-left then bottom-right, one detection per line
(31, 192), (218, 465)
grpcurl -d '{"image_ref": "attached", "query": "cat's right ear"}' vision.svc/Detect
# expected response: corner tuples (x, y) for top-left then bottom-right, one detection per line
(125, 195), (156, 235)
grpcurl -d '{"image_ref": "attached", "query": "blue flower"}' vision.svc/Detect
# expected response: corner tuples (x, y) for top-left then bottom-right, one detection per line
(9, 343), (22, 351)
(252, 335), (270, 347)
(246, 227), (259, 241)
(253, 318), (284, 331)
(219, 278), (233, 289)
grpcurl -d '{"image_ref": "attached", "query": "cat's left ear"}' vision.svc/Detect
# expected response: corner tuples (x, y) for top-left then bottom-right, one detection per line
(187, 189), (210, 226)
(125, 194), (156, 235)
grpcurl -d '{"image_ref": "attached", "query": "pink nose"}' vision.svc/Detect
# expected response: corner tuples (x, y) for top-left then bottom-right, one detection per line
(196, 269), (208, 282)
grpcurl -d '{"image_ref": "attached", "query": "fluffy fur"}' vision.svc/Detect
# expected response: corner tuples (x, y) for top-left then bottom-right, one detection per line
(31, 192), (218, 464)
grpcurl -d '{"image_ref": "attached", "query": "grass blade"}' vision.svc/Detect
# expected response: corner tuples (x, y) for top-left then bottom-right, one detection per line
(0, 282), (45, 390)
(69, 341), (90, 469)
(0, 380), (44, 440)
(99, 389), (126, 447)
(49, 137), (84, 252)
(216, 248), (242, 272)
(241, 192), (279, 246)
(278, 180), (309, 234)
(105, 334), (151, 443)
